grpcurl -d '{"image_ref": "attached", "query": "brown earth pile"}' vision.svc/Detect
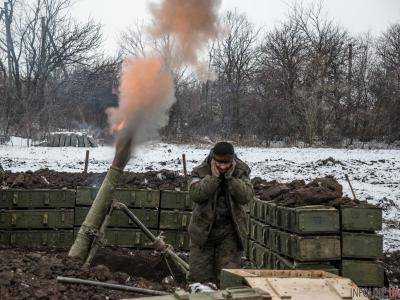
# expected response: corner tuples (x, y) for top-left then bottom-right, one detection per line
(1, 169), (187, 190)
(0, 246), (185, 299)
(252, 176), (360, 207)
(382, 251), (400, 286)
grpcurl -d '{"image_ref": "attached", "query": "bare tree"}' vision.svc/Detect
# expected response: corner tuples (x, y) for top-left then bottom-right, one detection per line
(211, 10), (259, 136)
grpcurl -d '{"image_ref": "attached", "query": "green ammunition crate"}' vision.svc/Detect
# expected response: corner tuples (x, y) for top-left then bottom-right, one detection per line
(9, 230), (73, 247)
(261, 225), (271, 246)
(74, 207), (158, 229)
(287, 234), (341, 261)
(163, 231), (190, 251)
(159, 211), (191, 230)
(76, 187), (160, 208)
(0, 209), (74, 229)
(73, 227), (157, 248)
(254, 242), (268, 268)
(264, 248), (339, 274)
(341, 232), (383, 259)
(268, 228), (279, 252)
(341, 260), (384, 287)
(254, 199), (266, 221)
(104, 229), (155, 248)
(265, 202), (277, 226)
(0, 189), (75, 208)
(340, 205), (382, 232)
(160, 190), (192, 210)
(249, 241), (267, 268)
(0, 231), (10, 245)
(250, 200), (258, 220)
(249, 219), (257, 241)
(286, 205), (339, 234)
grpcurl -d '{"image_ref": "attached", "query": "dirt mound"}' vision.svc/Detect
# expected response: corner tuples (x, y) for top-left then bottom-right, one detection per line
(0, 246), (185, 299)
(252, 176), (359, 207)
(1, 169), (187, 190)
(382, 251), (400, 286)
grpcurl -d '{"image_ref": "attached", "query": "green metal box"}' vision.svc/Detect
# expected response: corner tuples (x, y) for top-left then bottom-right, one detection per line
(104, 229), (155, 248)
(74, 207), (158, 229)
(340, 205), (382, 232)
(0, 231), (10, 245)
(76, 187), (160, 208)
(265, 202), (277, 226)
(0, 209), (74, 229)
(73, 227), (157, 248)
(160, 191), (192, 210)
(9, 230), (73, 248)
(163, 230), (190, 251)
(0, 189), (75, 208)
(341, 232), (383, 259)
(159, 211), (191, 230)
(341, 259), (384, 287)
(288, 234), (341, 261)
(288, 205), (339, 234)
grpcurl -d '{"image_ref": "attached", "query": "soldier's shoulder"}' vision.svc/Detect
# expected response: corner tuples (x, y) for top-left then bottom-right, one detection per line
(192, 160), (211, 178)
(234, 158), (251, 178)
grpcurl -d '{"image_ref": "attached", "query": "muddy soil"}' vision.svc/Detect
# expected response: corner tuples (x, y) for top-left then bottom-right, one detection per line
(0, 246), (186, 300)
(251, 176), (361, 207)
(1, 169), (187, 190)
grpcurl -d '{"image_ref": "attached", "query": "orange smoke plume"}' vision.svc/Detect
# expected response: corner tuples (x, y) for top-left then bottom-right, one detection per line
(107, 57), (174, 135)
(149, 0), (221, 64)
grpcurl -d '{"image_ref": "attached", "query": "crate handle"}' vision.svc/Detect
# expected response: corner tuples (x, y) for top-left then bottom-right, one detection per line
(11, 213), (17, 226)
(44, 193), (50, 206)
(42, 213), (49, 226)
(42, 232), (48, 245)
(12, 193), (18, 206)
(134, 232), (141, 244)
(181, 215), (188, 228)
(10, 234), (15, 245)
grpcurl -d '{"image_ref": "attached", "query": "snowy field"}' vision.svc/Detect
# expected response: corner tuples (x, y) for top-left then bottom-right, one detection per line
(1, 138), (399, 250)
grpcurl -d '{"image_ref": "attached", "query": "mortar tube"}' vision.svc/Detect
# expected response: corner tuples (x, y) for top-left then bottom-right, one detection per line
(68, 166), (123, 260)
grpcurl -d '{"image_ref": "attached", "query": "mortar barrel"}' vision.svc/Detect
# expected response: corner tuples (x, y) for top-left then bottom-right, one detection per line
(68, 166), (123, 260)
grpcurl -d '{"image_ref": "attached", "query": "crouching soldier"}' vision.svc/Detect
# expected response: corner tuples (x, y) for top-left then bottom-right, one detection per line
(188, 142), (254, 286)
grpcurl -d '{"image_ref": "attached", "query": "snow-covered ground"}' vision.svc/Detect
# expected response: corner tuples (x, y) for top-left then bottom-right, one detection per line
(1, 139), (399, 250)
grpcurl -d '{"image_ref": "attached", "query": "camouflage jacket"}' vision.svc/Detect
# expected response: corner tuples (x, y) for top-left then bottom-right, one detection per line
(188, 155), (254, 248)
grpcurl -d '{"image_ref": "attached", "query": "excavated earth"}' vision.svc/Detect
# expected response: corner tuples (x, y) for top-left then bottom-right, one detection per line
(0, 246), (185, 300)
(1, 170), (400, 296)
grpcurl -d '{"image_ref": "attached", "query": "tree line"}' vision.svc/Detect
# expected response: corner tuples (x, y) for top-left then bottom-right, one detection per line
(0, 1), (399, 146)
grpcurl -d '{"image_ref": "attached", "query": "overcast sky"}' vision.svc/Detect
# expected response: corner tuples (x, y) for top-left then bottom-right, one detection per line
(72, 0), (400, 55)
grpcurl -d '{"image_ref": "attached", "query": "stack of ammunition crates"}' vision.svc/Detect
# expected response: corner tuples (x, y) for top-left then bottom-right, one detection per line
(248, 198), (384, 287)
(0, 188), (192, 251)
(0, 189), (75, 247)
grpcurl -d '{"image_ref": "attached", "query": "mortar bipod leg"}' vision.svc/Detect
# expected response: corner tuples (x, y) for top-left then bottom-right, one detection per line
(84, 200), (116, 267)
(115, 202), (190, 275)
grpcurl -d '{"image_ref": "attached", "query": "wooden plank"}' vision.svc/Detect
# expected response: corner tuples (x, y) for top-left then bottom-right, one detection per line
(341, 205), (382, 232)
(342, 232), (383, 259)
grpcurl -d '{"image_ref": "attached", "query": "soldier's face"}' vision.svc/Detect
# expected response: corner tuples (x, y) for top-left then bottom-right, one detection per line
(214, 154), (233, 173)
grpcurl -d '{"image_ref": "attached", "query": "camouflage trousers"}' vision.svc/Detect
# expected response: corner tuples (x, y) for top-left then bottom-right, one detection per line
(188, 232), (241, 285)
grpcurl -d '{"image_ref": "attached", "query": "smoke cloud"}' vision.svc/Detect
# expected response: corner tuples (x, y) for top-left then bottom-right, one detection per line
(149, 0), (221, 65)
(107, 0), (221, 169)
